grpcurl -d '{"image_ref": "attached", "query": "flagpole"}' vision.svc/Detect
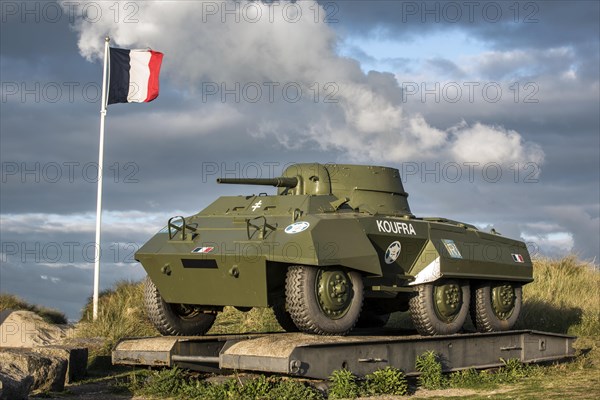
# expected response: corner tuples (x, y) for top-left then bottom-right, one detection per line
(93, 36), (110, 320)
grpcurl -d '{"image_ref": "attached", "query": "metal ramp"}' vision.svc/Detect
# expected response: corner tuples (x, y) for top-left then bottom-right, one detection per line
(112, 330), (575, 379)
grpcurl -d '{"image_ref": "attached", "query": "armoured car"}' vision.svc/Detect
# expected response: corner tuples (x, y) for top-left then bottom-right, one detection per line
(136, 163), (532, 336)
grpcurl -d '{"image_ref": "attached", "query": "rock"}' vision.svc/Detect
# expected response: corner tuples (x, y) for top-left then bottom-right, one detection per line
(32, 345), (88, 383)
(0, 310), (72, 348)
(0, 368), (33, 400)
(0, 348), (67, 393)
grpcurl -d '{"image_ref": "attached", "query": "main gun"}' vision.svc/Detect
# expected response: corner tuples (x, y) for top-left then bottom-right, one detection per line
(217, 177), (299, 188)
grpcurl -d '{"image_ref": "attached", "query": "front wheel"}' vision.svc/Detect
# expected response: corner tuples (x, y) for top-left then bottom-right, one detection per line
(143, 277), (216, 336)
(285, 265), (363, 336)
(409, 279), (470, 336)
(470, 281), (522, 332)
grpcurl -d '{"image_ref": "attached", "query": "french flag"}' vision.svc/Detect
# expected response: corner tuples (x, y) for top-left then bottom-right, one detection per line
(512, 253), (525, 263)
(108, 48), (163, 105)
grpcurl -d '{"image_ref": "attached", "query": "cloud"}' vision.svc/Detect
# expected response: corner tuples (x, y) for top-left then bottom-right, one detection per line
(465, 47), (577, 80)
(0, 211), (165, 237)
(319, 1), (599, 52)
(449, 122), (544, 165)
(65, 0), (544, 166)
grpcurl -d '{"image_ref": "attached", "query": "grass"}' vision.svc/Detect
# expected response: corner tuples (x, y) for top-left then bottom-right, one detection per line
(117, 366), (409, 399)
(0, 293), (68, 324)
(119, 367), (325, 400)
(515, 255), (600, 337)
(208, 306), (282, 335)
(415, 350), (446, 390)
(328, 368), (361, 399)
(409, 341), (600, 399)
(75, 280), (158, 358)
(363, 367), (408, 396)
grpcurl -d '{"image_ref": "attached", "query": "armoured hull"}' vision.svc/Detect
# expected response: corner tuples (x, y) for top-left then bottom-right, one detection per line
(136, 163), (532, 336)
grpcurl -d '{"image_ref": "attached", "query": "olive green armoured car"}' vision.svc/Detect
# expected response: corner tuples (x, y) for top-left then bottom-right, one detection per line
(136, 163), (532, 336)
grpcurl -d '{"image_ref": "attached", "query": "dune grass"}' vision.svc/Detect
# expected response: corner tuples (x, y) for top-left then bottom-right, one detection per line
(76, 280), (158, 356)
(208, 306), (282, 335)
(0, 293), (68, 324)
(515, 255), (599, 337)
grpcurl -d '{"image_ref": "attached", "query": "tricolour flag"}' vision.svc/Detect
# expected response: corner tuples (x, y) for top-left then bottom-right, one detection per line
(108, 48), (163, 105)
(511, 253), (525, 263)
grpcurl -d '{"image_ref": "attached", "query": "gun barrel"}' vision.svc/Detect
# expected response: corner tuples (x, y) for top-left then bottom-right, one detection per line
(216, 177), (298, 188)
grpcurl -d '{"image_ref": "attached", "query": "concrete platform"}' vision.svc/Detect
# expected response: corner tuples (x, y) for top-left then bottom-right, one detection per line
(112, 330), (575, 379)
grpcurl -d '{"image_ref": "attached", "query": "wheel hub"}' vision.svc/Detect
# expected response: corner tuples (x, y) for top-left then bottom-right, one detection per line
(316, 270), (353, 319)
(434, 282), (462, 322)
(491, 283), (516, 320)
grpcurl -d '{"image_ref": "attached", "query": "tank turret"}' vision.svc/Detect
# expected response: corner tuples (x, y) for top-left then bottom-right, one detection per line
(218, 163), (412, 216)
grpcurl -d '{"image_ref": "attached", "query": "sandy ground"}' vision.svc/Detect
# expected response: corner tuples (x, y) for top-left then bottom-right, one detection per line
(0, 310), (73, 348)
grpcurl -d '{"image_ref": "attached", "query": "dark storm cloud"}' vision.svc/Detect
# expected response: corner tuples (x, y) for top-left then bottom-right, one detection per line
(0, 2), (77, 59)
(323, 1), (599, 50)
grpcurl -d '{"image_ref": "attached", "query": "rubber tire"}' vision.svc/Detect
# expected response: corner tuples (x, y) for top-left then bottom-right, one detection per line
(143, 277), (216, 336)
(272, 302), (299, 332)
(409, 279), (470, 336)
(285, 265), (363, 336)
(356, 300), (391, 328)
(470, 282), (522, 332)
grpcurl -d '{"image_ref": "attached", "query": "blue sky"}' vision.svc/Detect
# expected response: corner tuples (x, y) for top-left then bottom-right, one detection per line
(339, 29), (489, 72)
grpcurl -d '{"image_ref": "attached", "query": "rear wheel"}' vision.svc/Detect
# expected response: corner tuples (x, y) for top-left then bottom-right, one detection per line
(470, 281), (522, 332)
(143, 277), (216, 336)
(409, 279), (470, 335)
(285, 265), (363, 335)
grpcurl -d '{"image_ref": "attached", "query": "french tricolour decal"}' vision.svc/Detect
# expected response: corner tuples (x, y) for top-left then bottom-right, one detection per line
(108, 47), (163, 105)
(512, 253), (525, 263)
(191, 247), (214, 254)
